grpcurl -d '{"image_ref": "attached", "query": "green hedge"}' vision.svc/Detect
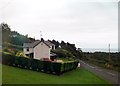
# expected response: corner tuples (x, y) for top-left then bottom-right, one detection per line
(2, 52), (79, 75)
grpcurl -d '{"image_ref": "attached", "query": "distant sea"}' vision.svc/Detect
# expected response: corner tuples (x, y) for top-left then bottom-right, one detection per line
(0, 45), (118, 53)
(82, 48), (118, 53)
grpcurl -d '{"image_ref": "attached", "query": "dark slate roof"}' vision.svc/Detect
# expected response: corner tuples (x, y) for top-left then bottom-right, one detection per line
(23, 40), (54, 48)
(45, 41), (54, 46)
(23, 40), (39, 48)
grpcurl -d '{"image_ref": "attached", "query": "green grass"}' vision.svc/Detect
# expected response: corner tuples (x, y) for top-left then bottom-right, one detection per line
(2, 65), (110, 84)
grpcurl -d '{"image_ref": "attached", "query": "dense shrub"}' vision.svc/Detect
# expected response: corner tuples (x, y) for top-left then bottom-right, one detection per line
(51, 48), (74, 58)
(37, 60), (44, 71)
(31, 59), (39, 71)
(20, 57), (28, 68)
(52, 62), (62, 75)
(2, 52), (79, 75)
(2, 53), (15, 66)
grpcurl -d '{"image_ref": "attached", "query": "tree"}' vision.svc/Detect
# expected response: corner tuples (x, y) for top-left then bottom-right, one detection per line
(51, 48), (74, 58)
(61, 41), (66, 48)
(50, 39), (60, 49)
(1, 23), (11, 43)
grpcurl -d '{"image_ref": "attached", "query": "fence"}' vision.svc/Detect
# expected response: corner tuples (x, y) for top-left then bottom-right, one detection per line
(2, 52), (79, 75)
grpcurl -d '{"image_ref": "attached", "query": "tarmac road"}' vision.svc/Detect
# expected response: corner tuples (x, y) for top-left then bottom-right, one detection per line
(80, 60), (119, 84)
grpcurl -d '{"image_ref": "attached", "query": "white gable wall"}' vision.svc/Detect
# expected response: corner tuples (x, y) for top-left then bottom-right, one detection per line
(34, 42), (50, 60)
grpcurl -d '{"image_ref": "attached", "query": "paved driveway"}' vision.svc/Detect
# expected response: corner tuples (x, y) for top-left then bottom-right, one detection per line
(80, 60), (119, 84)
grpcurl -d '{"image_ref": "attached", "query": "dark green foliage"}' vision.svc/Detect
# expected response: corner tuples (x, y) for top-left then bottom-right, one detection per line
(30, 59), (39, 71)
(52, 62), (62, 75)
(14, 56), (20, 66)
(20, 57), (28, 68)
(2, 52), (79, 75)
(51, 48), (74, 58)
(43, 61), (51, 72)
(49, 40), (60, 49)
(61, 61), (79, 73)
(50, 40), (83, 60)
(37, 61), (44, 71)
(2, 53), (15, 66)
(82, 52), (120, 71)
(60, 41), (83, 59)
(1, 23), (35, 50)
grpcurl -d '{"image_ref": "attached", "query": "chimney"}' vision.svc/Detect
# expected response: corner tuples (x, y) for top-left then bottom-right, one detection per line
(41, 38), (44, 42)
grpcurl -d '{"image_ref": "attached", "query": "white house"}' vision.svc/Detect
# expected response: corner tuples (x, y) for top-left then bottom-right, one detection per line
(23, 38), (55, 60)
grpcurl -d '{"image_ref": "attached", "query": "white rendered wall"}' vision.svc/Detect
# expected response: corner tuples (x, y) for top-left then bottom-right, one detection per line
(23, 48), (34, 54)
(34, 42), (50, 60)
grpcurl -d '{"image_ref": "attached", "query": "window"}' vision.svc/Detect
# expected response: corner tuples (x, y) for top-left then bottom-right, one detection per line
(26, 48), (29, 51)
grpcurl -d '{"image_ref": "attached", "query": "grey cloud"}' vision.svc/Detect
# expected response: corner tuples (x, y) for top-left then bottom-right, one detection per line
(0, 0), (118, 49)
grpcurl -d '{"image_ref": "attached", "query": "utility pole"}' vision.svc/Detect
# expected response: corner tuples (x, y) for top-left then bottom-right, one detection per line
(108, 43), (111, 63)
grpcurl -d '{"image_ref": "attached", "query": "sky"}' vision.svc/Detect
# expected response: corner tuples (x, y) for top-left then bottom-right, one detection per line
(0, 0), (118, 52)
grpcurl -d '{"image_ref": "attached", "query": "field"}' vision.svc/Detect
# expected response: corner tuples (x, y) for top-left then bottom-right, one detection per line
(2, 65), (110, 84)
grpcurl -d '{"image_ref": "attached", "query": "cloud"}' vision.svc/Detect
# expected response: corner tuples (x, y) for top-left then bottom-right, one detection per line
(0, 0), (118, 49)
